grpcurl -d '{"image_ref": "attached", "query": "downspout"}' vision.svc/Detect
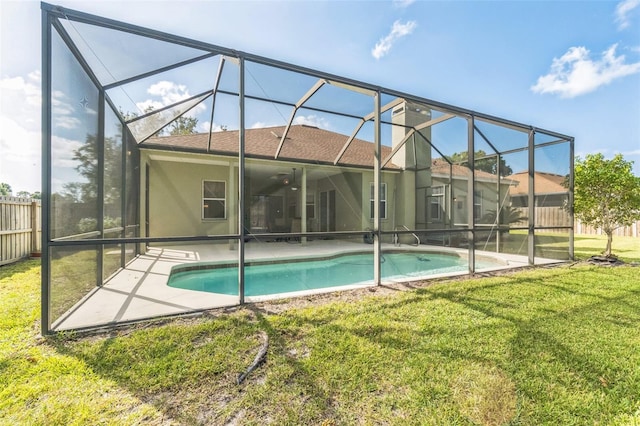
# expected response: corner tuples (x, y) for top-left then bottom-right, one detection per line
(392, 186), (397, 245)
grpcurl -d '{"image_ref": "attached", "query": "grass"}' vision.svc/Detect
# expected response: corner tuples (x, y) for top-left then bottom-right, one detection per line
(480, 231), (640, 264)
(573, 233), (640, 262)
(1, 235), (639, 425)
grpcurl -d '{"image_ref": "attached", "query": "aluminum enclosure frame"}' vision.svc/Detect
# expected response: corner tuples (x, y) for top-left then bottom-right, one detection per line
(41, 2), (575, 334)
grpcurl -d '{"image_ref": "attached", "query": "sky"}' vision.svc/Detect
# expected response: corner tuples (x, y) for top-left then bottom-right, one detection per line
(1, 0), (639, 194)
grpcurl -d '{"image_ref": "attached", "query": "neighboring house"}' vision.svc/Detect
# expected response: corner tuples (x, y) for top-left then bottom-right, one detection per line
(430, 159), (513, 228)
(507, 171), (570, 228)
(508, 171), (569, 207)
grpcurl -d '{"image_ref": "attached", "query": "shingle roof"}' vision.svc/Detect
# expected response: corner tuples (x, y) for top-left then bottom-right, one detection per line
(430, 159), (502, 181)
(142, 126), (512, 182)
(508, 171), (568, 195)
(142, 124), (391, 168)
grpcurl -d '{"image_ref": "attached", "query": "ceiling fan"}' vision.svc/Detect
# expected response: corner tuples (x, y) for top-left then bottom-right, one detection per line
(267, 168), (300, 190)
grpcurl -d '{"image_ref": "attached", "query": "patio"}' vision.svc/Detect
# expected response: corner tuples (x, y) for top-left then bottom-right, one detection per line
(41, 3), (573, 333)
(52, 240), (542, 331)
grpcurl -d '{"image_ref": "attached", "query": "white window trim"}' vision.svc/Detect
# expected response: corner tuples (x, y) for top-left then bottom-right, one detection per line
(429, 185), (445, 222)
(202, 180), (226, 220)
(474, 189), (483, 219)
(306, 193), (315, 219)
(370, 182), (387, 220)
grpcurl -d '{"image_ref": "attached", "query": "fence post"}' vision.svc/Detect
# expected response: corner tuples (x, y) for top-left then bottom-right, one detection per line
(31, 201), (40, 256)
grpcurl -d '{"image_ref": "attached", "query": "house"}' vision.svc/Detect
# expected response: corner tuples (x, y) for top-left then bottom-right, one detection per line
(507, 171), (568, 207)
(139, 104), (511, 243)
(507, 171), (571, 228)
(40, 2), (574, 334)
(142, 123), (399, 238)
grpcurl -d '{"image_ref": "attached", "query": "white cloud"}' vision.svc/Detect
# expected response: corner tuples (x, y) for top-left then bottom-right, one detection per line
(0, 116), (41, 191)
(136, 80), (206, 117)
(51, 135), (84, 169)
(371, 20), (417, 60)
(615, 0), (639, 30)
(250, 121), (272, 129)
(531, 44), (640, 98)
(147, 81), (189, 103)
(199, 120), (226, 132)
(0, 72), (42, 191)
(293, 114), (330, 129)
(135, 99), (165, 113)
(0, 72), (41, 132)
(393, 0), (416, 8)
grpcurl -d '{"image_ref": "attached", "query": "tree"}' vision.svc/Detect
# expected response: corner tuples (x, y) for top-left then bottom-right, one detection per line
(0, 182), (12, 196)
(573, 153), (640, 257)
(447, 150), (513, 176)
(480, 205), (527, 226)
(61, 133), (122, 204)
(121, 108), (198, 138)
(167, 115), (198, 135)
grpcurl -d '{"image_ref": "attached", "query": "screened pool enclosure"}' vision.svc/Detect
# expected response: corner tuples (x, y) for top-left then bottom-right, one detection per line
(41, 3), (574, 334)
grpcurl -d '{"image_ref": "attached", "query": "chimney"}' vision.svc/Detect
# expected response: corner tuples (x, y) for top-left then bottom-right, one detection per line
(391, 101), (432, 170)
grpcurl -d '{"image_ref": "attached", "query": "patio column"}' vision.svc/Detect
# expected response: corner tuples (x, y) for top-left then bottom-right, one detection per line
(467, 115), (475, 274)
(238, 56), (246, 304)
(41, 6), (52, 335)
(301, 167), (307, 246)
(373, 91), (381, 285)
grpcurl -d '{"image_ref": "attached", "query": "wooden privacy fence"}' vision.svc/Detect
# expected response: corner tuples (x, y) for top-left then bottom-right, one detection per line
(515, 206), (640, 237)
(0, 196), (41, 266)
(575, 220), (640, 237)
(0, 199), (637, 266)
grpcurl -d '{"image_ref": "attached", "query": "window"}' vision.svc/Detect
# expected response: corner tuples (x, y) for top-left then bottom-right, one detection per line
(370, 182), (387, 219)
(474, 190), (483, 219)
(306, 194), (315, 219)
(202, 180), (226, 219)
(429, 185), (445, 222)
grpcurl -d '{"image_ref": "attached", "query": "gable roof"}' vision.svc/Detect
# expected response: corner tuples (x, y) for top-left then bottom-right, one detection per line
(142, 125), (510, 183)
(142, 124), (392, 169)
(430, 159), (505, 182)
(508, 171), (568, 195)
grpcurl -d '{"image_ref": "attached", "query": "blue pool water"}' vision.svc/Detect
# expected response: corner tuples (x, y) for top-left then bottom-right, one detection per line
(168, 251), (500, 296)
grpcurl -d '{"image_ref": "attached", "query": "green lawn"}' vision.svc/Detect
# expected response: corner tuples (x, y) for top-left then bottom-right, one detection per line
(1, 235), (639, 425)
(573, 233), (640, 262)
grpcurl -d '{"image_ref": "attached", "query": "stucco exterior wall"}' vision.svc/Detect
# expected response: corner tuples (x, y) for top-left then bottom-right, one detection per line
(141, 150), (412, 237)
(143, 152), (236, 237)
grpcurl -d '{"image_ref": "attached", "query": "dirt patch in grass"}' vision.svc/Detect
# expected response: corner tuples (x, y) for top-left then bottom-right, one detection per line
(452, 363), (517, 426)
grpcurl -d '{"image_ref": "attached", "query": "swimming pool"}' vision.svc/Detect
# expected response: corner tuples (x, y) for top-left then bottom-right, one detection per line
(167, 251), (502, 297)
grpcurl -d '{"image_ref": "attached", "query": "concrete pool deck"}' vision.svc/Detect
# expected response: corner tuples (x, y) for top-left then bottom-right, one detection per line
(51, 240), (558, 331)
